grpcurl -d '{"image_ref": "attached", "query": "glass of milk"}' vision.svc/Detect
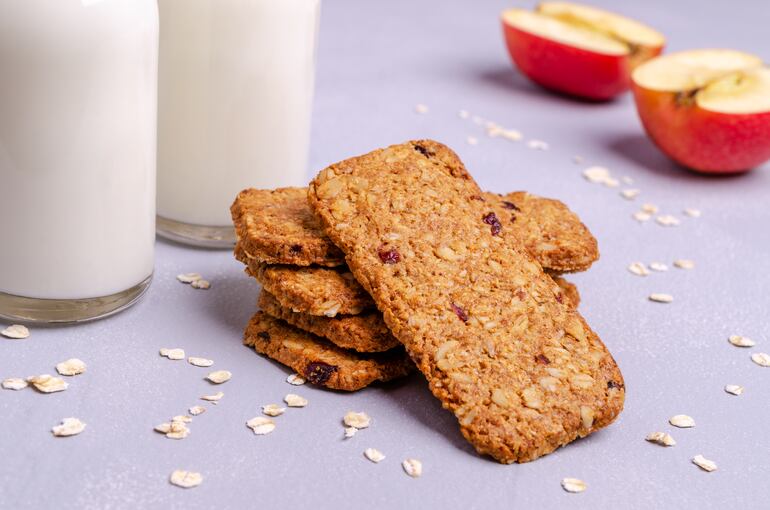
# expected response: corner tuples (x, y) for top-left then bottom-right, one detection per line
(0, 0), (158, 323)
(156, 0), (321, 247)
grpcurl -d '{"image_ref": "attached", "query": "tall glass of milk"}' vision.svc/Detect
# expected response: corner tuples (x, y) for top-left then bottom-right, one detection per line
(156, 0), (321, 247)
(0, 0), (158, 323)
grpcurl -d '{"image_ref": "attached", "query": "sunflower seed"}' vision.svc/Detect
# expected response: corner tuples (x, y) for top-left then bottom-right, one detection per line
(724, 385), (743, 396)
(674, 259), (695, 269)
(561, 478), (587, 493)
(649, 293), (673, 303)
(628, 262), (650, 276)
(728, 335), (755, 347)
(692, 455), (717, 472)
(751, 352), (770, 367)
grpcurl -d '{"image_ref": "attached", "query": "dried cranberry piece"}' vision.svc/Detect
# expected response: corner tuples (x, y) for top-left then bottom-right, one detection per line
(304, 362), (338, 385)
(289, 244), (303, 254)
(510, 214), (517, 223)
(257, 331), (270, 340)
(607, 380), (623, 390)
(501, 201), (520, 211)
(535, 353), (550, 365)
(482, 212), (502, 236)
(413, 143), (434, 158)
(556, 293), (564, 304)
(378, 247), (401, 264)
(451, 303), (468, 322)
(469, 194), (485, 201)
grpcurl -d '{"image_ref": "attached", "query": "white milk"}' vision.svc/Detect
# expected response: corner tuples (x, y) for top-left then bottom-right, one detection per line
(157, 0), (320, 229)
(0, 0), (158, 302)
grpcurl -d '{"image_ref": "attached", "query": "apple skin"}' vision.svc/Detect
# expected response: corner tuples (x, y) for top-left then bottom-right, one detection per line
(632, 84), (770, 173)
(502, 21), (662, 100)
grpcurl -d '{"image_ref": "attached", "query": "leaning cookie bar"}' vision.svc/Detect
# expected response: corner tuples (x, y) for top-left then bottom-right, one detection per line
(259, 290), (400, 352)
(308, 140), (624, 463)
(243, 311), (413, 391)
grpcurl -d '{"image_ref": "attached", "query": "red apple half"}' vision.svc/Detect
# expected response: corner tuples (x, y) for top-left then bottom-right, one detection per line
(632, 49), (770, 173)
(502, 2), (665, 100)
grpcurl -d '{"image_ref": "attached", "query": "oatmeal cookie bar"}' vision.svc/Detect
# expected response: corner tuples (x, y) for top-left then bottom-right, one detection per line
(231, 187), (345, 267)
(243, 312), (412, 391)
(259, 290), (399, 352)
(308, 140), (624, 463)
(232, 188), (597, 273)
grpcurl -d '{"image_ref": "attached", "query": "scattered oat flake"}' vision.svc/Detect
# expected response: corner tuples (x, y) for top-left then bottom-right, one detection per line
(344, 427), (357, 439)
(572, 155), (584, 164)
(402, 459), (422, 478)
(414, 103), (428, 114)
(51, 417), (86, 437)
(724, 384), (743, 396)
(501, 129), (522, 141)
(191, 279), (210, 290)
(628, 262), (650, 277)
(458, 110), (469, 119)
(2, 378), (28, 390)
(170, 470), (203, 488)
(55, 358), (86, 376)
(561, 478), (586, 493)
(633, 211), (652, 222)
(206, 370), (231, 384)
(27, 374), (68, 393)
(246, 417), (275, 435)
(1, 324), (30, 339)
(641, 203), (659, 214)
(364, 448), (386, 463)
(284, 394), (307, 408)
(160, 348), (185, 360)
(583, 166), (611, 183)
(176, 273), (201, 284)
(728, 335), (755, 347)
(466, 136), (478, 146)
(189, 405), (206, 416)
(527, 139), (548, 150)
(692, 455), (717, 472)
(674, 259), (695, 269)
(751, 352), (770, 367)
(649, 262), (668, 272)
(656, 215), (680, 227)
(201, 391), (224, 401)
(620, 188), (640, 200)
(486, 124), (503, 137)
(286, 373), (306, 386)
(344, 411), (371, 429)
(603, 177), (619, 188)
(188, 356), (214, 367)
(684, 208), (701, 218)
(646, 431), (676, 446)
(173, 415), (192, 423)
(156, 420), (190, 439)
(649, 293), (673, 303)
(669, 414), (695, 428)
(262, 404), (286, 417)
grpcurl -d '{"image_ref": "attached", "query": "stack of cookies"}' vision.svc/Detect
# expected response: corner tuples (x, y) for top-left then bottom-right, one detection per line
(231, 140), (624, 463)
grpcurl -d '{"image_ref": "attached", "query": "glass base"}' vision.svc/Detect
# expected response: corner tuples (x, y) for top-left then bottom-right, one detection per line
(0, 274), (152, 324)
(156, 216), (236, 248)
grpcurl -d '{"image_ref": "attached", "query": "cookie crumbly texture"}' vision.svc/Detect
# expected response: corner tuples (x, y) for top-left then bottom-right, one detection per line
(258, 290), (399, 352)
(231, 187), (345, 267)
(308, 140), (624, 463)
(552, 276), (580, 309)
(243, 312), (413, 391)
(486, 192), (598, 273)
(236, 247), (374, 316)
(231, 188), (597, 273)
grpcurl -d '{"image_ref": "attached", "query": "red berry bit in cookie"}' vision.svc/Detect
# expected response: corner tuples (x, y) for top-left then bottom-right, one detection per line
(378, 247), (401, 264)
(482, 212), (502, 236)
(451, 303), (469, 322)
(304, 361), (338, 385)
(501, 201), (520, 211)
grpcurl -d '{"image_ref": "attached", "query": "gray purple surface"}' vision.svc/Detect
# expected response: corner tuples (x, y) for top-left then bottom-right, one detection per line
(2, 0), (769, 508)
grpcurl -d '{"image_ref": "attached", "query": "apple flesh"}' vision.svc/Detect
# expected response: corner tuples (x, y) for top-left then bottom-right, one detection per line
(632, 49), (770, 173)
(502, 2), (665, 100)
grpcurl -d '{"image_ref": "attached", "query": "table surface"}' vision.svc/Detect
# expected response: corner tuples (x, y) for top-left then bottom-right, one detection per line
(2, 1), (769, 508)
